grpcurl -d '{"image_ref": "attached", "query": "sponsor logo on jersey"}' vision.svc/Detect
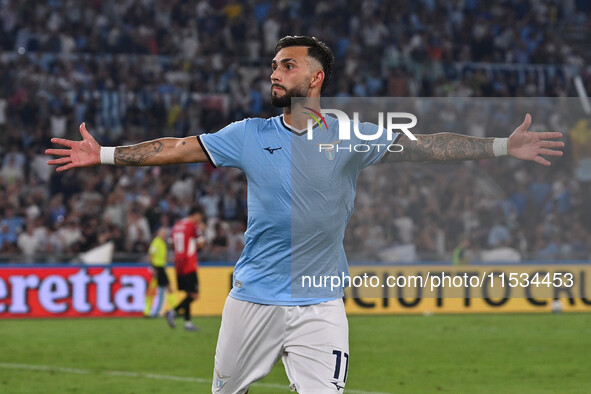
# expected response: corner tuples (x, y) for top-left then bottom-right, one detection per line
(263, 146), (282, 154)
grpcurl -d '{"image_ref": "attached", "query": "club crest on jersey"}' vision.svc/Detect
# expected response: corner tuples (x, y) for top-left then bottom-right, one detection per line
(316, 140), (340, 161)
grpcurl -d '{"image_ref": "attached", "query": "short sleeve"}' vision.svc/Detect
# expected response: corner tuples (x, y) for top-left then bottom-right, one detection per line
(148, 242), (156, 255)
(197, 119), (247, 168)
(354, 121), (402, 169)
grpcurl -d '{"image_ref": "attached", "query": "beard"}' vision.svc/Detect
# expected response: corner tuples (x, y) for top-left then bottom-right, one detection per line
(270, 83), (309, 108)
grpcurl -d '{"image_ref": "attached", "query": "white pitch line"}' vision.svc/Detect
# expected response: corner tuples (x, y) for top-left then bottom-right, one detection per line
(0, 362), (393, 394)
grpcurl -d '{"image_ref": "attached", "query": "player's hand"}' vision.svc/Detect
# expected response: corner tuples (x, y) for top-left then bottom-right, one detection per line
(46, 123), (101, 171)
(507, 114), (564, 166)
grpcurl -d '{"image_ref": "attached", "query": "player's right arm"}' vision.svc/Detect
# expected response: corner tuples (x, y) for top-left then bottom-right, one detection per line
(46, 123), (208, 171)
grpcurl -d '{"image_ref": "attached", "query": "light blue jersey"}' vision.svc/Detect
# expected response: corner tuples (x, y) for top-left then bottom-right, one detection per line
(198, 115), (399, 305)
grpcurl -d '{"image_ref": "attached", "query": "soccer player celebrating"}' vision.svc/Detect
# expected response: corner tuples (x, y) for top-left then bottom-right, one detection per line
(168, 206), (205, 332)
(47, 36), (563, 393)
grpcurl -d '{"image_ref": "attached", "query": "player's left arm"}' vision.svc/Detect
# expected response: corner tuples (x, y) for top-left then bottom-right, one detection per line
(384, 114), (564, 166)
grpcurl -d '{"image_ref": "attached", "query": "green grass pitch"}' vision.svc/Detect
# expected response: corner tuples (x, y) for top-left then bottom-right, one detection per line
(0, 313), (589, 393)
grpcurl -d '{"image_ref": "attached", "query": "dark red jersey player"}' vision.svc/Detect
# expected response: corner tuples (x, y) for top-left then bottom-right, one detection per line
(168, 206), (204, 331)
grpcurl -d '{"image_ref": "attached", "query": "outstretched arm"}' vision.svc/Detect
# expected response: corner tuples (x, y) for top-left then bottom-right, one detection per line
(384, 114), (564, 166)
(46, 123), (208, 171)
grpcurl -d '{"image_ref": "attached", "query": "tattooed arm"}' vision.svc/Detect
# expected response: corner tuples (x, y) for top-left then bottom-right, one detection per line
(385, 133), (495, 162)
(113, 138), (206, 165)
(384, 114), (564, 166)
(46, 123), (208, 171)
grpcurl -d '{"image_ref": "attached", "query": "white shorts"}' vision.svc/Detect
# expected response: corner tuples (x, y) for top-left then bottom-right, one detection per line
(212, 297), (349, 394)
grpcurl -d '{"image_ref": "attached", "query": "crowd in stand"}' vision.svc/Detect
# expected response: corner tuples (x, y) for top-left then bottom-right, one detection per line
(0, 0), (590, 263)
(346, 157), (589, 262)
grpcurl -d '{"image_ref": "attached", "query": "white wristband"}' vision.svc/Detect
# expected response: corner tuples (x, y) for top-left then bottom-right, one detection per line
(492, 138), (508, 157)
(100, 146), (116, 165)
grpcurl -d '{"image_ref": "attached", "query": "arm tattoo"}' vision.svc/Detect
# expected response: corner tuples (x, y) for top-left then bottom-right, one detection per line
(385, 133), (495, 162)
(115, 141), (164, 165)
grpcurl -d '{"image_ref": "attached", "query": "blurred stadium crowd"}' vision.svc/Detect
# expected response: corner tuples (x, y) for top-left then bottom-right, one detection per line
(0, 0), (590, 263)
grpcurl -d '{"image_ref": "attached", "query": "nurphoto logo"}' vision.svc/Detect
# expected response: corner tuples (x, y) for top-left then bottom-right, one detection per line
(304, 109), (418, 155)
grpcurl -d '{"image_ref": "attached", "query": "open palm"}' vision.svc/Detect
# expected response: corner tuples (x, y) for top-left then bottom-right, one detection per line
(508, 114), (564, 166)
(46, 123), (101, 172)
